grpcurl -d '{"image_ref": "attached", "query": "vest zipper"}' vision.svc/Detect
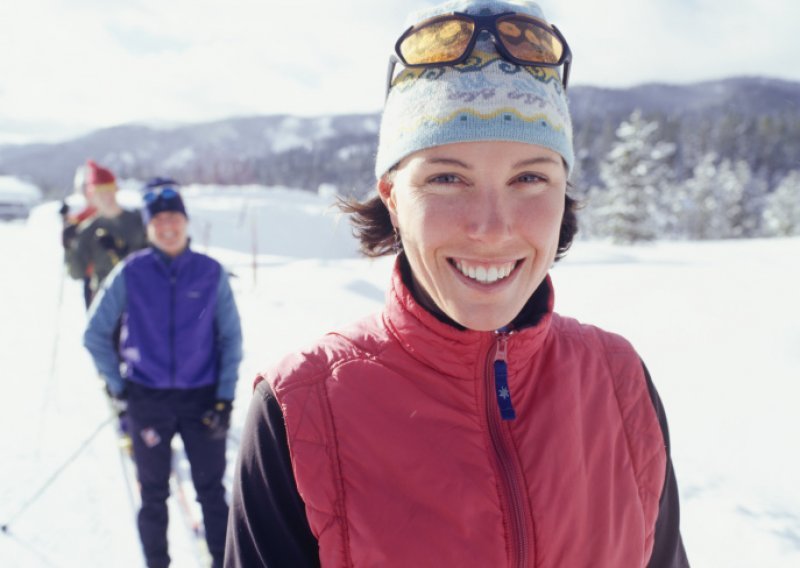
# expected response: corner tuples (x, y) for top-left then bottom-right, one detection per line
(493, 333), (516, 420)
(170, 273), (176, 387)
(485, 331), (530, 567)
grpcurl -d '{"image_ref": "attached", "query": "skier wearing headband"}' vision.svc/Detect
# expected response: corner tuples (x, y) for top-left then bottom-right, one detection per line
(227, 1), (688, 566)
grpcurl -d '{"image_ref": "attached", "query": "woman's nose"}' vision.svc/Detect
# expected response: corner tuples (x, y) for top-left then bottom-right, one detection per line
(464, 188), (512, 241)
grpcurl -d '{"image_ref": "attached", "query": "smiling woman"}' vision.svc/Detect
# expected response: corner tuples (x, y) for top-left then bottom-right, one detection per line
(380, 141), (567, 331)
(226, 1), (689, 567)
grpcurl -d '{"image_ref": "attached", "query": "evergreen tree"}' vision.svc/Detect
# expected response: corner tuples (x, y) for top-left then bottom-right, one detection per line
(714, 159), (748, 238)
(762, 171), (800, 236)
(680, 153), (720, 239)
(595, 110), (675, 243)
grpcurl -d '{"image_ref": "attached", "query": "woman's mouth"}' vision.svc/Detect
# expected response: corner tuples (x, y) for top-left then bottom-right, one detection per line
(450, 259), (520, 284)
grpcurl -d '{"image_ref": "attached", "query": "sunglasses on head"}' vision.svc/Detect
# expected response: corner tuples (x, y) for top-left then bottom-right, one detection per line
(143, 186), (179, 204)
(386, 11), (572, 96)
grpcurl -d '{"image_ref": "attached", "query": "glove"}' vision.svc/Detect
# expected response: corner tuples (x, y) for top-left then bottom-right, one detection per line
(62, 223), (78, 249)
(105, 385), (128, 416)
(202, 400), (232, 440)
(95, 229), (122, 252)
(104, 385), (130, 436)
(110, 395), (129, 417)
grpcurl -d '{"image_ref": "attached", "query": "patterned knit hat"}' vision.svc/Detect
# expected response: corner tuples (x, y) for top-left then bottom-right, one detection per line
(85, 160), (116, 189)
(375, 0), (574, 178)
(141, 177), (188, 224)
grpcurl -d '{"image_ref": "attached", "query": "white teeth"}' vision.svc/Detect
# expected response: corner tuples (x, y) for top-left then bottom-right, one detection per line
(454, 260), (516, 284)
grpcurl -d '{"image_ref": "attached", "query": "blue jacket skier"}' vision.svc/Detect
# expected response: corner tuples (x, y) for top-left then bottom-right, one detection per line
(84, 179), (242, 568)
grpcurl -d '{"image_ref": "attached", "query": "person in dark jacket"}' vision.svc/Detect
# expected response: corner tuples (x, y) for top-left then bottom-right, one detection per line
(226, 1), (688, 567)
(60, 164), (97, 307)
(66, 159), (147, 308)
(84, 179), (243, 568)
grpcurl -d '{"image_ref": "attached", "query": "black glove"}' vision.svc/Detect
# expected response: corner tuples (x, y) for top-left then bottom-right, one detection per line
(104, 385), (130, 437)
(105, 385), (128, 416)
(62, 223), (79, 249)
(202, 400), (232, 440)
(95, 229), (122, 252)
(59, 202), (69, 217)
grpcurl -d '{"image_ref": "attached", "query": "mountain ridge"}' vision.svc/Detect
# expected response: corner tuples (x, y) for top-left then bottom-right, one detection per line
(1, 75), (798, 197)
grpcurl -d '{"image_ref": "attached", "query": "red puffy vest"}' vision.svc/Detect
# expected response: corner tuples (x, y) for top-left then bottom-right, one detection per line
(267, 266), (666, 567)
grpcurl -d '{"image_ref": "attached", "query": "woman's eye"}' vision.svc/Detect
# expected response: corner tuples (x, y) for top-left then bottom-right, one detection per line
(515, 173), (546, 184)
(428, 174), (461, 184)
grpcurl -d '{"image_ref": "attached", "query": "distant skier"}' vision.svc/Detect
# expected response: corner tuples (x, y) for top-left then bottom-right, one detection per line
(83, 179), (243, 568)
(65, 160), (147, 308)
(60, 164), (97, 307)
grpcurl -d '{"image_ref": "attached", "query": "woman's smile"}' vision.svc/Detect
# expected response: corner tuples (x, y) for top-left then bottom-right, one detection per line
(449, 258), (522, 285)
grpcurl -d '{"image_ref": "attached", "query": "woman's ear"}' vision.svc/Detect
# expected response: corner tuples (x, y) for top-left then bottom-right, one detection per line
(377, 176), (399, 226)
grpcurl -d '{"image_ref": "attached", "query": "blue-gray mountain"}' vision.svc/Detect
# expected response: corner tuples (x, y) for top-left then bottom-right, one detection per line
(0, 76), (798, 199)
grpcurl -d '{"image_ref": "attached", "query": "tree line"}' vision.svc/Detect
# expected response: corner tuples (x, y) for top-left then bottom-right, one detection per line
(572, 110), (800, 242)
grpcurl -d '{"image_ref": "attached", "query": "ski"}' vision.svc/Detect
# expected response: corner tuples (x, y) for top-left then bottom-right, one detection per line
(108, 404), (140, 520)
(171, 440), (214, 566)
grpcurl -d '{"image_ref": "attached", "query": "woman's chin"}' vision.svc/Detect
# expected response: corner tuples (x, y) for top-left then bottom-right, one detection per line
(444, 305), (520, 332)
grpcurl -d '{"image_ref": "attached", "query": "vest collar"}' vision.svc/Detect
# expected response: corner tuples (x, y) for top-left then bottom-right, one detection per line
(151, 244), (193, 271)
(382, 256), (554, 380)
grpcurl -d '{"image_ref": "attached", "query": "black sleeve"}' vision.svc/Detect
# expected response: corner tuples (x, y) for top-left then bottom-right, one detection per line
(643, 364), (690, 568)
(224, 380), (320, 567)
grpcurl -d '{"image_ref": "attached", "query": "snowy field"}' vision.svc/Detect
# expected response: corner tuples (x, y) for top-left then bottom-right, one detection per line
(1, 186), (798, 567)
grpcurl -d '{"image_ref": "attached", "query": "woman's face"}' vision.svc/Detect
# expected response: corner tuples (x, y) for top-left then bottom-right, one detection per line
(379, 141), (567, 331)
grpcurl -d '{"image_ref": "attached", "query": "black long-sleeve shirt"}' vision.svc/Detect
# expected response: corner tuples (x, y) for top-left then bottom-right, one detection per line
(224, 364), (689, 567)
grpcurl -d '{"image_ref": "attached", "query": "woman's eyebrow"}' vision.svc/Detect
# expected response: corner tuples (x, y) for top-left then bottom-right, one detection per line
(424, 157), (472, 168)
(422, 156), (560, 168)
(513, 157), (561, 168)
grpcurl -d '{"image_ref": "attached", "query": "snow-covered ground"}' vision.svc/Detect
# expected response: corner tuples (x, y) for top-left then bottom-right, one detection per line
(1, 186), (798, 567)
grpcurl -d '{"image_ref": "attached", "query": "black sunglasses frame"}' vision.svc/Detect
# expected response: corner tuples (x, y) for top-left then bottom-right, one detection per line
(386, 11), (572, 97)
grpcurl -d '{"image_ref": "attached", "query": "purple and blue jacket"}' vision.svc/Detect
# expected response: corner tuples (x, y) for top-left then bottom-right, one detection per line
(84, 246), (242, 400)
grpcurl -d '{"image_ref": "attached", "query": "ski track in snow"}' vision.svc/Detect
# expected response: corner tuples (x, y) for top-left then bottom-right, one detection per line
(1, 191), (799, 567)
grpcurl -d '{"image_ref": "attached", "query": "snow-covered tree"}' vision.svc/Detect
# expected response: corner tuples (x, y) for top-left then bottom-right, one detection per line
(594, 110), (675, 243)
(762, 170), (800, 236)
(712, 158), (750, 238)
(679, 152), (720, 239)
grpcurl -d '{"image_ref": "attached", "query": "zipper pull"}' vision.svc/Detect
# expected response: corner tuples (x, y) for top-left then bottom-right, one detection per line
(493, 333), (516, 421)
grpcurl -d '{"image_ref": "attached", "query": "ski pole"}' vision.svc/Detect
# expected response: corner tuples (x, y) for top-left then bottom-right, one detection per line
(1, 414), (115, 534)
(36, 262), (68, 455)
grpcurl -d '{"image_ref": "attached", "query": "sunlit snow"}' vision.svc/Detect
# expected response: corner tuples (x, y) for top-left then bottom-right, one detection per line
(1, 186), (798, 567)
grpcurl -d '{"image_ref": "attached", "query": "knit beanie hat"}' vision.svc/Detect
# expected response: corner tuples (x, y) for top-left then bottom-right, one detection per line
(85, 160), (116, 189)
(141, 177), (188, 224)
(374, 0), (574, 178)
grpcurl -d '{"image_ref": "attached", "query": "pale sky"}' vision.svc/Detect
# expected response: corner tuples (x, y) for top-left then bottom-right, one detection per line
(1, 0), (797, 144)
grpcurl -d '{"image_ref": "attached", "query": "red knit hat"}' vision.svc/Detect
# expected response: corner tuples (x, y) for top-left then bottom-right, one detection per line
(85, 160), (116, 187)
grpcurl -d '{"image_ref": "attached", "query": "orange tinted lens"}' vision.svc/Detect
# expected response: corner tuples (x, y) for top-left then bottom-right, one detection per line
(497, 16), (563, 64)
(399, 18), (474, 64)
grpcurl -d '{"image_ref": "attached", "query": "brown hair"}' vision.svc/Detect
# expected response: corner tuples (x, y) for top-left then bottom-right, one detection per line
(339, 183), (580, 261)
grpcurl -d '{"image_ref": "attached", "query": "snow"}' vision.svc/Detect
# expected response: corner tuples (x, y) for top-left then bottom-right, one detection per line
(1, 187), (799, 566)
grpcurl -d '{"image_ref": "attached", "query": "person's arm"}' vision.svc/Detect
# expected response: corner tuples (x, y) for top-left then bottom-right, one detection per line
(225, 380), (320, 567)
(643, 364), (690, 568)
(214, 270), (243, 401)
(83, 262), (127, 395)
(66, 222), (92, 280)
(123, 209), (148, 253)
